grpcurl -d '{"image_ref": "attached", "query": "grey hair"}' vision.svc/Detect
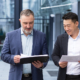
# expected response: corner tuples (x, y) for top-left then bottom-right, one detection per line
(20, 9), (34, 18)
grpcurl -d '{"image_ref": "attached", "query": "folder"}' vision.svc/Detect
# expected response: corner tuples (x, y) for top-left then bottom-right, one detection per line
(20, 54), (49, 64)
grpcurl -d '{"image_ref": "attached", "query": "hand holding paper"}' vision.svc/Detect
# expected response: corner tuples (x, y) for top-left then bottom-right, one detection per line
(59, 55), (80, 68)
(59, 62), (68, 68)
(14, 55), (21, 63)
(59, 55), (80, 62)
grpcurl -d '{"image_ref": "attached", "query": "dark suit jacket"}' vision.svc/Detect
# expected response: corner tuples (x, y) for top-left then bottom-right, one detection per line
(52, 33), (68, 80)
(1, 28), (48, 80)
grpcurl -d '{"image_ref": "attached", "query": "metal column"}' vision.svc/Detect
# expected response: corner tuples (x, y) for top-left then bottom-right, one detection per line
(14, 0), (22, 29)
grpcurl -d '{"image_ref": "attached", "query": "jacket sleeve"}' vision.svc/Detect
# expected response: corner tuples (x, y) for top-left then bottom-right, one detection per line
(1, 33), (15, 65)
(51, 36), (61, 66)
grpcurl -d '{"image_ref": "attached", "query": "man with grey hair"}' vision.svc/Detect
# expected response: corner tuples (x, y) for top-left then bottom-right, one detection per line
(1, 9), (48, 80)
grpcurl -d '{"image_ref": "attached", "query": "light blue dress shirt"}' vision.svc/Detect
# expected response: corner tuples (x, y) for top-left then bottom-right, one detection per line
(21, 28), (33, 74)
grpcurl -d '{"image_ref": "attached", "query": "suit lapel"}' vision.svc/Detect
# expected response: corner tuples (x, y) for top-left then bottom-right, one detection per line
(32, 29), (37, 55)
(17, 28), (23, 54)
(62, 33), (68, 55)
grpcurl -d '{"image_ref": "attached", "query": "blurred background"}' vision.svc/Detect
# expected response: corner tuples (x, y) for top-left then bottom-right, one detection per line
(0, 0), (80, 80)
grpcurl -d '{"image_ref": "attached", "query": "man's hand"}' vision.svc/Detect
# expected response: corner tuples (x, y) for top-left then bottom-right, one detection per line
(59, 62), (68, 68)
(14, 55), (21, 63)
(78, 61), (80, 63)
(32, 60), (43, 68)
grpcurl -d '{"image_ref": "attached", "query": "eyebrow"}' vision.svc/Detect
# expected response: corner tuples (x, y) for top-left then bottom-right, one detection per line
(63, 24), (71, 25)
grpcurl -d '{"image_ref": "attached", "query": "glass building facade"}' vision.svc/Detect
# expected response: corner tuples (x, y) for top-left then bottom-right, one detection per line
(0, 0), (14, 56)
(1, 0), (80, 80)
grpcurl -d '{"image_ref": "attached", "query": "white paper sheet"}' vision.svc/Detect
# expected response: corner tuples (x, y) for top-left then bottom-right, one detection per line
(59, 55), (80, 62)
(20, 54), (48, 59)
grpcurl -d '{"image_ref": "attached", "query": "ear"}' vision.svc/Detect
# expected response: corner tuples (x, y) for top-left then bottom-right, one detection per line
(19, 19), (21, 22)
(75, 21), (79, 27)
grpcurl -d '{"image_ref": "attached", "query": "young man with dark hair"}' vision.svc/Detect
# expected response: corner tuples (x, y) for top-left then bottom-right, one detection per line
(52, 12), (80, 80)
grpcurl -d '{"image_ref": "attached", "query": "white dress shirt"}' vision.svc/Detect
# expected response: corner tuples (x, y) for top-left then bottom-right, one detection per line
(66, 30), (80, 75)
(21, 28), (33, 74)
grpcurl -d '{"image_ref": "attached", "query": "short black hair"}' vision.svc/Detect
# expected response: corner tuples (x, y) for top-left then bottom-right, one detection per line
(62, 12), (78, 23)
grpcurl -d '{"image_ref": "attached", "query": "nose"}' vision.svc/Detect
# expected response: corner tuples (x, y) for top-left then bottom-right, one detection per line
(27, 24), (30, 28)
(64, 26), (69, 31)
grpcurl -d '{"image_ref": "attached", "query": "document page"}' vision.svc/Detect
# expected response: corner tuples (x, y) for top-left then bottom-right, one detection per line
(20, 54), (48, 59)
(59, 55), (80, 62)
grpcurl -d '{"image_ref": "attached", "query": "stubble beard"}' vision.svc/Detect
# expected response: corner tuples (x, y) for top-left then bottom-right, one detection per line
(22, 27), (32, 35)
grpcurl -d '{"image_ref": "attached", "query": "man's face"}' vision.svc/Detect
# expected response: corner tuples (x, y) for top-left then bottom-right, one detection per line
(63, 19), (79, 36)
(19, 15), (34, 35)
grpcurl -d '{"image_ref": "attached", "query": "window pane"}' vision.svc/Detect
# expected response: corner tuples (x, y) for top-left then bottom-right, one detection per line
(0, 0), (14, 60)
(0, 0), (14, 18)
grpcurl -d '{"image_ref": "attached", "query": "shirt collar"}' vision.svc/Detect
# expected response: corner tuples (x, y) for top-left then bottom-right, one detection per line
(78, 30), (80, 37)
(21, 27), (33, 36)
